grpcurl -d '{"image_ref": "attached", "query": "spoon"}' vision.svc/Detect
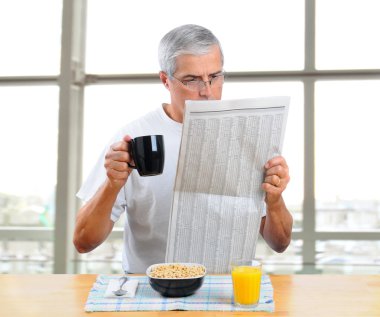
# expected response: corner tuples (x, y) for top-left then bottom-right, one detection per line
(113, 276), (128, 296)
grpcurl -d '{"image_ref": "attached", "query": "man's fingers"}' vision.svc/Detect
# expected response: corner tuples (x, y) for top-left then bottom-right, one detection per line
(123, 135), (133, 143)
(106, 160), (128, 172)
(106, 168), (130, 180)
(265, 165), (287, 178)
(110, 140), (129, 152)
(264, 175), (282, 187)
(265, 155), (288, 169)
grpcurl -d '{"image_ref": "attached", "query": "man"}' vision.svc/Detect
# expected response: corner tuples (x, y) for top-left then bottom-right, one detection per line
(74, 24), (292, 273)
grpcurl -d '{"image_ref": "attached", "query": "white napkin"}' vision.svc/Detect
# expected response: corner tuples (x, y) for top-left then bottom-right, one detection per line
(104, 278), (139, 298)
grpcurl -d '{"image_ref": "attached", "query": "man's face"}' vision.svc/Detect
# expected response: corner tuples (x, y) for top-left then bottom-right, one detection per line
(162, 45), (223, 122)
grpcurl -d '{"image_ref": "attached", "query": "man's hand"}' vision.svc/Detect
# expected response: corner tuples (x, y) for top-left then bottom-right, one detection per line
(261, 155), (290, 205)
(260, 155), (292, 253)
(104, 135), (134, 189)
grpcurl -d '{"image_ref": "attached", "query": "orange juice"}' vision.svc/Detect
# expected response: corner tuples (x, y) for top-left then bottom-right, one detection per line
(231, 265), (261, 306)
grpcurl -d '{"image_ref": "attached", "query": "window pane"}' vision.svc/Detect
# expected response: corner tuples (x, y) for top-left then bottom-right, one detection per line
(0, 240), (53, 273)
(316, 240), (380, 274)
(315, 81), (380, 231)
(256, 238), (302, 268)
(0, 87), (58, 228)
(0, 1), (62, 75)
(86, 0), (304, 73)
(223, 81), (304, 230)
(76, 239), (123, 274)
(316, 0), (380, 70)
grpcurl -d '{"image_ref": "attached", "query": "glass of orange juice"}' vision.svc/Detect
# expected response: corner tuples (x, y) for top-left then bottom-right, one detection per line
(231, 259), (262, 308)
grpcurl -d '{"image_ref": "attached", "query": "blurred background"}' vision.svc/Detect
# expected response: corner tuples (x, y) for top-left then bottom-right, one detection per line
(0, 0), (379, 274)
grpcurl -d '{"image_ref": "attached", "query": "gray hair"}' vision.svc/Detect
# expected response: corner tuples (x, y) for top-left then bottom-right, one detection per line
(158, 24), (224, 78)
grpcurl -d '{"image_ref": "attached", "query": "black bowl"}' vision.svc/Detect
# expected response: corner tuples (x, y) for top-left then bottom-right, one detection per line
(146, 263), (206, 297)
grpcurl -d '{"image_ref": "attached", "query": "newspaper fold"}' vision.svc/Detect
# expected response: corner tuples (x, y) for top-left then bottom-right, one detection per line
(165, 97), (290, 273)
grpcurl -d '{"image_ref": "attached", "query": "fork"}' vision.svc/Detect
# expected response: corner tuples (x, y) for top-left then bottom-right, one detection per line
(113, 276), (128, 296)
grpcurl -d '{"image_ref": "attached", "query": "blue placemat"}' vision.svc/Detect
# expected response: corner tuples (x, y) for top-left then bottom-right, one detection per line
(85, 274), (274, 312)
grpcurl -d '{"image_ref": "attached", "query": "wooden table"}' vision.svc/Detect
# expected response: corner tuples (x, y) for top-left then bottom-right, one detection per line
(0, 274), (379, 316)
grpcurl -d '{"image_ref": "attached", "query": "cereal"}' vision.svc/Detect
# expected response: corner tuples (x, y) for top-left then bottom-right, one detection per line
(149, 264), (205, 278)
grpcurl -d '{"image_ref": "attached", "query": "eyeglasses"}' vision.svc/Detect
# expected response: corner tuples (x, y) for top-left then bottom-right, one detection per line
(171, 72), (225, 92)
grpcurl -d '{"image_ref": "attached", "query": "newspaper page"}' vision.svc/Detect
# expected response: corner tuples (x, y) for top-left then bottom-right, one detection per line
(165, 96), (290, 273)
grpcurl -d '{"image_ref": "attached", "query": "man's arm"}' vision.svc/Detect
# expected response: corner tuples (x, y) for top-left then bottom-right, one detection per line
(74, 180), (119, 253)
(73, 135), (133, 253)
(259, 156), (293, 253)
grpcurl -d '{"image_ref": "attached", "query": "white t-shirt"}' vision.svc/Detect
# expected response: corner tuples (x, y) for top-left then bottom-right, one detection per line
(77, 105), (182, 273)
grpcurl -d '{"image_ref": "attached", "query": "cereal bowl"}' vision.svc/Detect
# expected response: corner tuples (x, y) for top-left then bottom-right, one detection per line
(146, 262), (206, 297)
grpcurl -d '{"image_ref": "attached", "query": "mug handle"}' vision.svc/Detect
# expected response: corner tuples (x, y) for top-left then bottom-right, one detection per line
(127, 139), (137, 169)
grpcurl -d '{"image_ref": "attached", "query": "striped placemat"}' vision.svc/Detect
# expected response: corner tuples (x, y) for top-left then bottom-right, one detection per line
(85, 274), (274, 312)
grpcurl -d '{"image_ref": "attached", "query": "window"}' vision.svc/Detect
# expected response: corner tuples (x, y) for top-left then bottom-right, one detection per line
(86, 0), (304, 73)
(315, 80), (380, 231)
(316, 0), (380, 70)
(0, 87), (59, 273)
(2, 0), (379, 274)
(0, 88), (59, 215)
(316, 240), (380, 274)
(0, 0), (61, 274)
(0, 0), (62, 75)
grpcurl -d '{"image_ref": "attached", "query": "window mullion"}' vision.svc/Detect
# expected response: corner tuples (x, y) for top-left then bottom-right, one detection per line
(54, 0), (87, 274)
(302, 0), (317, 270)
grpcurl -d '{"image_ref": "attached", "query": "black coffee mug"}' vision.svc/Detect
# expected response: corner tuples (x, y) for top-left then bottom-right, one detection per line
(127, 135), (165, 176)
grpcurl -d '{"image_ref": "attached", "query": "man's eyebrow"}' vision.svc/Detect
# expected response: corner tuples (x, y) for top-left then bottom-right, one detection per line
(210, 70), (223, 76)
(181, 70), (223, 79)
(181, 74), (198, 79)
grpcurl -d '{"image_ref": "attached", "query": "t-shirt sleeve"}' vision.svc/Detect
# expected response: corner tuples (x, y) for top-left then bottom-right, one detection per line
(76, 133), (127, 223)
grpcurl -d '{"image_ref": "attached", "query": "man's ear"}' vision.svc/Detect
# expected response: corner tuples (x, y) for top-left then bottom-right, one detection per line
(159, 71), (170, 89)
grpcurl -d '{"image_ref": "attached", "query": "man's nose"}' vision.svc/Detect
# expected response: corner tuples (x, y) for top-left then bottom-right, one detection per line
(199, 81), (213, 99)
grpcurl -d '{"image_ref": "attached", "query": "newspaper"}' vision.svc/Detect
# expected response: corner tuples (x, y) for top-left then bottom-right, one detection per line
(165, 96), (290, 273)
